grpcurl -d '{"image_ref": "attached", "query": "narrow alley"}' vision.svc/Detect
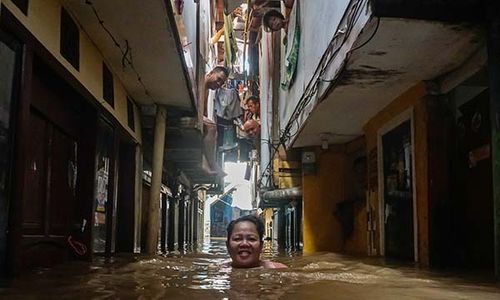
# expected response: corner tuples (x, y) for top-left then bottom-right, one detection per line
(0, 0), (500, 299)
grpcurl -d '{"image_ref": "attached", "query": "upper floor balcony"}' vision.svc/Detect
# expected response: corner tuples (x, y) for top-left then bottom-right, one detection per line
(273, 0), (485, 148)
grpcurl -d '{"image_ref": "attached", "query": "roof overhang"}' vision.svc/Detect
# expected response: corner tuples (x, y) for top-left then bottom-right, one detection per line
(290, 17), (484, 147)
(66, 0), (195, 111)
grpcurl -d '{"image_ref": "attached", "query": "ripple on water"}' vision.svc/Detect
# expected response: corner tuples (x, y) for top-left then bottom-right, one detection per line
(1, 240), (499, 299)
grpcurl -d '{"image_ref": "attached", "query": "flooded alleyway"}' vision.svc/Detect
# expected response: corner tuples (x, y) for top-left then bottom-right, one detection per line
(2, 0), (500, 298)
(1, 240), (499, 299)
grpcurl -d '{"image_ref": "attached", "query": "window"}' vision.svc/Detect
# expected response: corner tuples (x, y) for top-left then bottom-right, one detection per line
(11, 0), (29, 15)
(102, 63), (114, 107)
(126, 97), (135, 131)
(60, 7), (79, 70)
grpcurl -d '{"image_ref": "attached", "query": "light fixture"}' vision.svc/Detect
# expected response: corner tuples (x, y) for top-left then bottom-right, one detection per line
(319, 132), (332, 150)
(321, 139), (329, 150)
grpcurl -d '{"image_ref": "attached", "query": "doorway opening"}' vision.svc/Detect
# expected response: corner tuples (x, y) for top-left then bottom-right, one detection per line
(378, 111), (417, 262)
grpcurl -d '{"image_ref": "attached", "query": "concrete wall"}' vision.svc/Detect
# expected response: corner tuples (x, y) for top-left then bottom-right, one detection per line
(260, 30), (275, 188)
(302, 146), (347, 253)
(279, 0), (371, 141)
(277, 0), (366, 135)
(302, 140), (367, 254)
(363, 82), (430, 265)
(343, 138), (368, 255)
(273, 159), (301, 189)
(2, 0), (141, 143)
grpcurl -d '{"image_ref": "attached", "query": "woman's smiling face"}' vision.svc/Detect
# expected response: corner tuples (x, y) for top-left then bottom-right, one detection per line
(227, 221), (263, 268)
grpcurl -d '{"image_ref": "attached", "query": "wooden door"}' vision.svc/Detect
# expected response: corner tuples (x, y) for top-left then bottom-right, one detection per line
(458, 90), (493, 268)
(116, 141), (136, 253)
(18, 60), (81, 270)
(21, 110), (77, 268)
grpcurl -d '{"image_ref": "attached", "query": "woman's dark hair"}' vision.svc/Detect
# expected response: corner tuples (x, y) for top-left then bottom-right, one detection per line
(262, 10), (285, 31)
(226, 215), (265, 243)
(245, 95), (260, 105)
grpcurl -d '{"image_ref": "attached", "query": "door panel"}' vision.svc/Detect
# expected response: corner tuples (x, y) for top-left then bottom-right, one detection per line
(22, 111), (48, 235)
(458, 90), (493, 268)
(48, 126), (76, 236)
(116, 141), (136, 253)
(19, 64), (80, 269)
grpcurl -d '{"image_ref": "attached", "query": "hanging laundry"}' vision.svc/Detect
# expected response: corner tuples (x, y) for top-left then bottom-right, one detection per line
(223, 12), (239, 68)
(281, 0), (300, 90)
(214, 87), (243, 120)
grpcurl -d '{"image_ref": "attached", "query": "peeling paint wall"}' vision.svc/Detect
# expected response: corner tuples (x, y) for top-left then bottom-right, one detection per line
(363, 82), (430, 266)
(2, 0), (141, 143)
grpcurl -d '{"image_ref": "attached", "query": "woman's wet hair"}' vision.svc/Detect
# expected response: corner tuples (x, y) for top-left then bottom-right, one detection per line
(262, 10), (285, 31)
(226, 215), (265, 243)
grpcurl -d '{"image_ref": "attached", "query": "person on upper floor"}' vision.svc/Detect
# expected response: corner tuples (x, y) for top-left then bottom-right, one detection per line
(202, 66), (229, 177)
(262, 9), (288, 33)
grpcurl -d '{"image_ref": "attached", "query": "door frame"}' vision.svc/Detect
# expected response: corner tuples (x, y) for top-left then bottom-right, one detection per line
(377, 108), (418, 262)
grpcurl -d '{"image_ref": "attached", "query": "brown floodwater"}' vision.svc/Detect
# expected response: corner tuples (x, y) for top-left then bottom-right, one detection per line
(1, 239), (499, 299)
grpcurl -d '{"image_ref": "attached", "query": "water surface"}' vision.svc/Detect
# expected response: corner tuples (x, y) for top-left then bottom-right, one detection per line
(1, 239), (499, 299)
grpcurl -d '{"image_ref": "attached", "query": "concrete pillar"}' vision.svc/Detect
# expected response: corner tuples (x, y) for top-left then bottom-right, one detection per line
(187, 198), (192, 248)
(178, 197), (185, 251)
(145, 105), (167, 254)
(488, 17), (500, 280)
(167, 196), (177, 251)
(160, 194), (167, 253)
(278, 206), (287, 249)
(134, 145), (143, 253)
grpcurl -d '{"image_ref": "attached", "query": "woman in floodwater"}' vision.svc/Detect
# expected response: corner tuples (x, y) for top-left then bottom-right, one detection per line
(226, 215), (287, 269)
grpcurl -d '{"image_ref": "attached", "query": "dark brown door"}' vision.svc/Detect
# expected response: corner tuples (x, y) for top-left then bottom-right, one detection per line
(19, 61), (80, 269)
(21, 110), (77, 268)
(115, 141), (136, 253)
(457, 90), (494, 269)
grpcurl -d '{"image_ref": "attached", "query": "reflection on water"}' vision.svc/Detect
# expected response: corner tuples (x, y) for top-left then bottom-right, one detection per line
(1, 239), (499, 299)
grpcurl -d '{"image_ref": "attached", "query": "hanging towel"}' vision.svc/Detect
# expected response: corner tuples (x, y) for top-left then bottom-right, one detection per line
(281, 0), (300, 90)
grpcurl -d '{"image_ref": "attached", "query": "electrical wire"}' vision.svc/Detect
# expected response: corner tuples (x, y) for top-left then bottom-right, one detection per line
(83, 0), (155, 102)
(349, 17), (380, 53)
(257, 0), (371, 191)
